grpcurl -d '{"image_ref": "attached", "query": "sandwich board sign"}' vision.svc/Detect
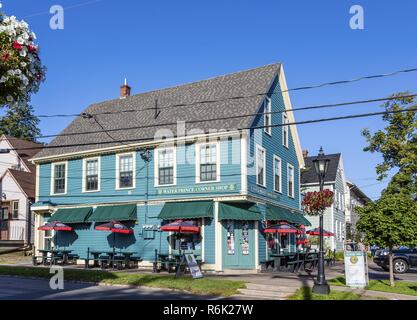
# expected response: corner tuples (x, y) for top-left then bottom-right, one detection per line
(185, 253), (203, 279)
(175, 253), (203, 279)
(344, 251), (368, 288)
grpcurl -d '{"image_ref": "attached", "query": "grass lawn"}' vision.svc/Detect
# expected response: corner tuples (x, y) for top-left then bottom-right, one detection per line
(329, 276), (417, 297)
(0, 266), (245, 296)
(288, 287), (361, 300)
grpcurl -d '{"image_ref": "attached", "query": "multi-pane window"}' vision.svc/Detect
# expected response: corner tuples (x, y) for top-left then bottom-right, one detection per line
(119, 154), (134, 188)
(264, 98), (272, 135)
(158, 148), (174, 185)
(287, 164), (294, 198)
(12, 201), (19, 219)
(199, 144), (218, 182)
(282, 113), (289, 147)
(273, 156), (282, 192)
(256, 146), (266, 187)
(53, 163), (66, 194)
(85, 159), (99, 191)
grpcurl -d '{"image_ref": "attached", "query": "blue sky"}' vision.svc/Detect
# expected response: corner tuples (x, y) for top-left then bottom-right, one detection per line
(3, 0), (417, 200)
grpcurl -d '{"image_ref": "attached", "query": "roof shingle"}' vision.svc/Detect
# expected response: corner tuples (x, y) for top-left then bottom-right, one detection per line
(34, 63), (281, 159)
(301, 153), (341, 184)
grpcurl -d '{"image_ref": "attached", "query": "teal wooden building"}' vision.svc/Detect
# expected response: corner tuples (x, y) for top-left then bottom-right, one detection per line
(31, 63), (310, 272)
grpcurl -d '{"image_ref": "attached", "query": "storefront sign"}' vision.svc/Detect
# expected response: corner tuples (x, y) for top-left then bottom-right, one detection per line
(249, 185), (280, 200)
(156, 183), (237, 195)
(344, 251), (368, 288)
(185, 254), (203, 279)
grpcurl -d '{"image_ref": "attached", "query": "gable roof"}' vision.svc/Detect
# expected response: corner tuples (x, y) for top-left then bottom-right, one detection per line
(1, 135), (42, 172)
(346, 181), (372, 204)
(301, 153), (341, 184)
(7, 169), (36, 199)
(33, 63), (283, 159)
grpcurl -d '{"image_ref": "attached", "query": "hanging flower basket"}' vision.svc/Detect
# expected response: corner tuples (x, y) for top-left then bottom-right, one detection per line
(302, 189), (334, 216)
(0, 8), (46, 106)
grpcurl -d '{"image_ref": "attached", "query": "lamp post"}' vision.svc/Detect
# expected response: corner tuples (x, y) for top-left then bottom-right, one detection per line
(312, 146), (331, 295)
(140, 149), (152, 224)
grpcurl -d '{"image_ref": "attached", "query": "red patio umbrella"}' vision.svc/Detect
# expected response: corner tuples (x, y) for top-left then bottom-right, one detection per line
(263, 223), (298, 234)
(160, 220), (200, 234)
(38, 221), (73, 231)
(95, 221), (133, 253)
(306, 227), (335, 237)
(38, 221), (73, 249)
(95, 221), (133, 234)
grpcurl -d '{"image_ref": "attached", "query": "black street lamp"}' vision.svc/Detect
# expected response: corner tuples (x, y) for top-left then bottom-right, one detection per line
(312, 146), (331, 295)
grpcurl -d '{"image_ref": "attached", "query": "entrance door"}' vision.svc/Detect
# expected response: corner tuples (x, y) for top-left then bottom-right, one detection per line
(0, 207), (10, 240)
(222, 220), (255, 269)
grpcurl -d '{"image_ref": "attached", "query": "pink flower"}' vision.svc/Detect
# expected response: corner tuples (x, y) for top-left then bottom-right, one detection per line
(13, 41), (23, 51)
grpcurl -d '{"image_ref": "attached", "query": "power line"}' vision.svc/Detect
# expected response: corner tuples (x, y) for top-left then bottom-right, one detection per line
(9, 93), (417, 141)
(21, 0), (102, 19)
(7, 105), (417, 152)
(24, 67), (417, 119)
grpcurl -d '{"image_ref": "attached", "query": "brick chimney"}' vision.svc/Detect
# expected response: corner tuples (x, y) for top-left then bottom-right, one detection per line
(302, 149), (309, 158)
(120, 78), (131, 99)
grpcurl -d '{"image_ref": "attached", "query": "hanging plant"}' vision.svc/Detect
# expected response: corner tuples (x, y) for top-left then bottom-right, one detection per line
(302, 189), (334, 216)
(0, 5), (46, 107)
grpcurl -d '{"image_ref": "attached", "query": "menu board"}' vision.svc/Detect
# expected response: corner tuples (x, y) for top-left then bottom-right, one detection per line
(185, 254), (203, 279)
(344, 251), (368, 288)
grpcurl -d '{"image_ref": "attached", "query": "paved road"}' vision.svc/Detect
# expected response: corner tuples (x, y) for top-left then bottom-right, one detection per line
(368, 261), (417, 282)
(0, 276), (217, 300)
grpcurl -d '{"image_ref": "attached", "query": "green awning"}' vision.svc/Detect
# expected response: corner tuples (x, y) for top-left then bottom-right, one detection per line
(86, 204), (137, 223)
(218, 202), (261, 221)
(158, 201), (213, 219)
(265, 205), (311, 226)
(50, 207), (92, 224)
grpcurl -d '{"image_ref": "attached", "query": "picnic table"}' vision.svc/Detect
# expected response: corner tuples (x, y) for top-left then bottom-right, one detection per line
(86, 249), (139, 269)
(37, 249), (73, 265)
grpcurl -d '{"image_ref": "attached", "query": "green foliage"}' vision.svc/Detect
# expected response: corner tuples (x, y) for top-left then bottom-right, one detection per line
(0, 102), (40, 141)
(0, 266), (246, 296)
(329, 276), (417, 297)
(289, 287), (361, 300)
(356, 193), (417, 248)
(362, 93), (417, 197)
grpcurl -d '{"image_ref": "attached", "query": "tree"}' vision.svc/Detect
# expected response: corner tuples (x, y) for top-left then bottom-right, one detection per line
(359, 92), (417, 286)
(0, 102), (40, 141)
(362, 93), (417, 197)
(356, 193), (417, 286)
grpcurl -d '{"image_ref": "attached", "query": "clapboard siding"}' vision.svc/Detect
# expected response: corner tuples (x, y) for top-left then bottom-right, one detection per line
(247, 76), (300, 210)
(38, 139), (241, 205)
(203, 217), (215, 264)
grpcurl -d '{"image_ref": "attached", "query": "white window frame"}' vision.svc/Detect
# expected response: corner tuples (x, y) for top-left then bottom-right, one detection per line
(287, 163), (295, 198)
(82, 157), (101, 193)
(282, 113), (289, 148)
(115, 152), (136, 190)
(154, 146), (177, 187)
(264, 98), (272, 136)
(273, 155), (282, 193)
(195, 141), (220, 184)
(11, 201), (19, 219)
(255, 145), (266, 187)
(50, 161), (68, 195)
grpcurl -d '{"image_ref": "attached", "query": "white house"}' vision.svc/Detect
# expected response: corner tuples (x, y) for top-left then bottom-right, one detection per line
(0, 135), (41, 247)
(300, 150), (348, 251)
